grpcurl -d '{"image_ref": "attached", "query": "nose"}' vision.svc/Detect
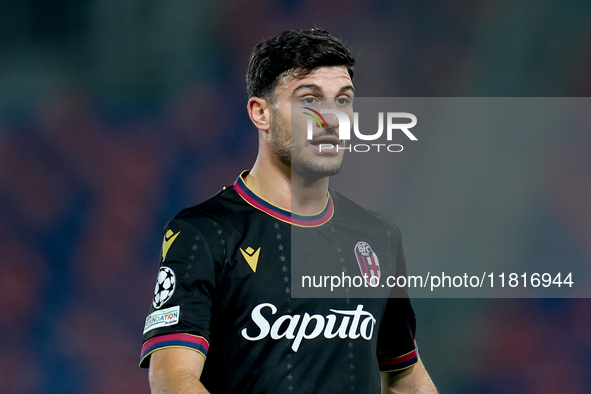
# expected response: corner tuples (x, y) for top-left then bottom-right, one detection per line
(323, 111), (340, 130)
(319, 105), (352, 137)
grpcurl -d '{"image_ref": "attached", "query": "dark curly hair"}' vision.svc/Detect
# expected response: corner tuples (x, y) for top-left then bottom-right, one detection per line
(246, 28), (355, 101)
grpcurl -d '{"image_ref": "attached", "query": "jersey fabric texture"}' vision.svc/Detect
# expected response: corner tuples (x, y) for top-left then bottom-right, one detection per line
(140, 171), (418, 394)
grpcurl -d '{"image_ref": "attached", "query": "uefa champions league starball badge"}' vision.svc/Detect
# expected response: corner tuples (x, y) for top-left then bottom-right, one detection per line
(153, 266), (176, 309)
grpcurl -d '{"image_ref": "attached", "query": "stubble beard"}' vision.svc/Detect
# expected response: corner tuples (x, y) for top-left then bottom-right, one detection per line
(269, 111), (343, 180)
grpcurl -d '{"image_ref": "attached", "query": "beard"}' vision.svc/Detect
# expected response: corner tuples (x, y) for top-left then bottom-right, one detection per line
(269, 110), (343, 180)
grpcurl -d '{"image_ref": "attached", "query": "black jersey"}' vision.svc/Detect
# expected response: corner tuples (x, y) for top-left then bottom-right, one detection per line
(140, 171), (418, 394)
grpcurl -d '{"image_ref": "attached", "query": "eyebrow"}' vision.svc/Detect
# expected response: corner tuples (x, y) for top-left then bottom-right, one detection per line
(338, 85), (355, 95)
(291, 84), (355, 96)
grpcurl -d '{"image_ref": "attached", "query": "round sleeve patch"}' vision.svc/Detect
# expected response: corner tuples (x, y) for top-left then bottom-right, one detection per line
(153, 266), (176, 309)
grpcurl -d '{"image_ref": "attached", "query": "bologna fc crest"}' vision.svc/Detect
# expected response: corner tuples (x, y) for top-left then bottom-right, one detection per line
(354, 241), (381, 285)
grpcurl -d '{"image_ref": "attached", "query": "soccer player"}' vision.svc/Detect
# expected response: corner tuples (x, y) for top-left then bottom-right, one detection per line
(140, 28), (437, 394)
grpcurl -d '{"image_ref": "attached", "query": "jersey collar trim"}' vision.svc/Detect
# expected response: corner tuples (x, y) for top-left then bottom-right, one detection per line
(233, 171), (334, 227)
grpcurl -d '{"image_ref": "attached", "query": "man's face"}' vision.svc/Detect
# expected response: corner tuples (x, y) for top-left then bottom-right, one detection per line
(268, 66), (354, 180)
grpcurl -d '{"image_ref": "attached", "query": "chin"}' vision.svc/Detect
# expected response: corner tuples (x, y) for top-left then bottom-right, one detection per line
(292, 162), (343, 180)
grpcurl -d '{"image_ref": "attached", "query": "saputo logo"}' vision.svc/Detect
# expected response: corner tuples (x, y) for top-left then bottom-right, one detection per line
(303, 107), (417, 152)
(241, 303), (376, 352)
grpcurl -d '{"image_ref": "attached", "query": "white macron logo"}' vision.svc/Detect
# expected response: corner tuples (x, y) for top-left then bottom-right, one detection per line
(241, 303), (376, 352)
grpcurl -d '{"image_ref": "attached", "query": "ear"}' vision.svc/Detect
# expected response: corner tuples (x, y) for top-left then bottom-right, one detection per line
(247, 97), (271, 132)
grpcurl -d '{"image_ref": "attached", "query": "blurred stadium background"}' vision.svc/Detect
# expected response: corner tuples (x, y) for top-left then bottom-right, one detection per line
(1, 0), (591, 393)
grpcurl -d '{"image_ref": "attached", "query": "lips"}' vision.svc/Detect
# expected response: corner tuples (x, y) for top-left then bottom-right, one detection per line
(309, 135), (339, 146)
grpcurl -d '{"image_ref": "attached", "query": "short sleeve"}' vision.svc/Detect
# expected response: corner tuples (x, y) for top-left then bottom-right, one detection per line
(376, 225), (418, 372)
(139, 216), (219, 368)
(376, 297), (418, 372)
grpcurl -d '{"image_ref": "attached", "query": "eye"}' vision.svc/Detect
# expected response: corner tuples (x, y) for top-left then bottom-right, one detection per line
(336, 97), (351, 105)
(301, 96), (319, 105)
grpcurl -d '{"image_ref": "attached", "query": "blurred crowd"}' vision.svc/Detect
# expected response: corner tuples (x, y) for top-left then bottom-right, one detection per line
(0, 0), (590, 393)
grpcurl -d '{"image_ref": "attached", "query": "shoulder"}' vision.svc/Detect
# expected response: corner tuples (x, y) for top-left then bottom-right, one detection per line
(159, 186), (245, 267)
(168, 185), (247, 233)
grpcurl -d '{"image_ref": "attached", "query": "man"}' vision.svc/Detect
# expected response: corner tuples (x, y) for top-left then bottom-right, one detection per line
(140, 28), (437, 393)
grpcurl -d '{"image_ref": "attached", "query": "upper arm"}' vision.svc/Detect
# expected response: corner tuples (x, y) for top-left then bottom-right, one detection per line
(149, 348), (208, 393)
(380, 362), (414, 391)
(380, 358), (437, 393)
(149, 347), (205, 383)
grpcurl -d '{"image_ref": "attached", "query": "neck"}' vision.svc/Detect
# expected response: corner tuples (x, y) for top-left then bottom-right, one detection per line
(245, 153), (329, 216)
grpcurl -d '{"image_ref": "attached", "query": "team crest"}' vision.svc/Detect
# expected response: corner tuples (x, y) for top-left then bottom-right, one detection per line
(354, 241), (381, 285)
(153, 266), (176, 309)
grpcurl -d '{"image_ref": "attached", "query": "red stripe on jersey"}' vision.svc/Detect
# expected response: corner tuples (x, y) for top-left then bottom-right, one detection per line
(378, 347), (418, 368)
(233, 171), (333, 227)
(140, 333), (210, 367)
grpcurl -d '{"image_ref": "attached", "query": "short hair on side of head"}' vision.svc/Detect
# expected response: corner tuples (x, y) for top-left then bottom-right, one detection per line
(246, 28), (355, 101)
